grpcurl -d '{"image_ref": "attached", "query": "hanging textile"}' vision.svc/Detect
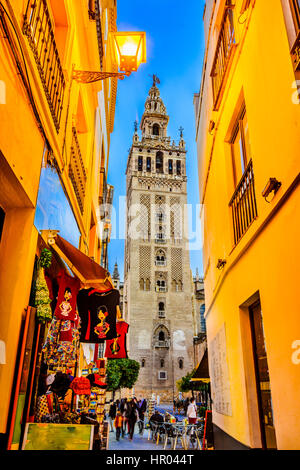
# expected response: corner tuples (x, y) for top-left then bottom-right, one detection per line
(42, 311), (80, 368)
(54, 270), (81, 322)
(104, 321), (129, 359)
(77, 288), (119, 343)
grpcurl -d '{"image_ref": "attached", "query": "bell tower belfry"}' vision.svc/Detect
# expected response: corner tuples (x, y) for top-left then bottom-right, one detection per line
(124, 78), (194, 401)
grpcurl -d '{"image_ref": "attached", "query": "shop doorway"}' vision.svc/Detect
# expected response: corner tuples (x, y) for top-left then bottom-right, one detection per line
(249, 300), (277, 449)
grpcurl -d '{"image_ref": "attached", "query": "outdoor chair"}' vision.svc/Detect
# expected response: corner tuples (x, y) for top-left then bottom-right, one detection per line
(172, 423), (186, 450)
(185, 423), (204, 449)
(147, 421), (158, 441)
(163, 423), (176, 450)
(155, 422), (166, 445)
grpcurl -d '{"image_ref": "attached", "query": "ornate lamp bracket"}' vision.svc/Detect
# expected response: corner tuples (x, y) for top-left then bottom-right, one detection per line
(73, 70), (131, 84)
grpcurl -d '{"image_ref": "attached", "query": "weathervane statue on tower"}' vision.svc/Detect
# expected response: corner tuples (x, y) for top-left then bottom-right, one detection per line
(150, 74), (160, 87)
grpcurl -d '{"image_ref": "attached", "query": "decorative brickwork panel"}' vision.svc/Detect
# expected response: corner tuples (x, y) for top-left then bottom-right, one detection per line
(139, 194), (151, 240)
(139, 245), (151, 290)
(171, 248), (183, 281)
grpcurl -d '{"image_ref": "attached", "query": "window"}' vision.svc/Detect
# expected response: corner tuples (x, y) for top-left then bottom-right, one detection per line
(141, 359), (145, 367)
(230, 105), (252, 186)
(158, 331), (165, 342)
(178, 359), (184, 369)
(168, 159), (173, 174)
(211, 3), (236, 109)
(156, 152), (164, 173)
(23, 0), (66, 132)
(229, 104), (257, 245)
(160, 359), (165, 368)
(138, 156), (143, 171)
(289, 0), (300, 32)
(176, 160), (181, 175)
(156, 251), (166, 266)
(146, 157), (151, 172)
(158, 371), (167, 380)
(156, 279), (166, 292)
(153, 124), (160, 136)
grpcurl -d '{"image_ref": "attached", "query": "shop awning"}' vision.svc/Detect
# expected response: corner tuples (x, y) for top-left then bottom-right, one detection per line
(190, 349), (210, 383)
(40, 230), (114, 290)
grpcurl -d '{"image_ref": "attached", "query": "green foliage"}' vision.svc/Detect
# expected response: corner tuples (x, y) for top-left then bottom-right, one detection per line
(40, 248), (52, 269)
(176, 370), (195, 392)
(106, 358), (140, 392)
(106, 360), (122, 391)
(176, 369), (208, 392)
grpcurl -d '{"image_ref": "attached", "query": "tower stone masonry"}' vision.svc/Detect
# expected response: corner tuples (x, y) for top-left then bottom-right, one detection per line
(124, 80), (194, 402)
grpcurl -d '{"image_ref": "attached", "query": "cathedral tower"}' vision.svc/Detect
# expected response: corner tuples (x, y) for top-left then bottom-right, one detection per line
(124, 78), (194, 401)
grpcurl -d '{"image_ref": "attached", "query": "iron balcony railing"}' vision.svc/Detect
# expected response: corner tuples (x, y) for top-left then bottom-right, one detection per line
(155, 260), (167, 266)
(229, 159), (258, 245)
(23, 0), (65, 132)
(154, 340), (169, 348)
(211, 4), (236, 109)
(158, 311), (165, 318)
(69, 127), (87, 215)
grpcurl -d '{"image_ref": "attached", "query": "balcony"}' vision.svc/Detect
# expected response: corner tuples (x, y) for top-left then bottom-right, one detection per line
(229, 159), (258, 246)
(154, 340), (170, 348)
(155, 235), (167, 244)
(23, 0), (65, 132)
(156, 286), (166, 293)
(69, 127), (87, 215)
(211, 4), (236, 110)
(155, 260), (167, 267)
(158, 311), (165, 318)
(291, 32), (300, 71)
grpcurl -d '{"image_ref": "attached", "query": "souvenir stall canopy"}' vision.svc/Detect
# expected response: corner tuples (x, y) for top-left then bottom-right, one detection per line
(40, 230), (114, 290)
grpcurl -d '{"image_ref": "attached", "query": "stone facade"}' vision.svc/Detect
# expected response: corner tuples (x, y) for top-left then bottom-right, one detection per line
(123, 80), (194, 402)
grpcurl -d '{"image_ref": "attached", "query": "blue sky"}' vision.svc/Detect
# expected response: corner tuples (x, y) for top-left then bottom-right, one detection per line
(107, 0), (206, 281)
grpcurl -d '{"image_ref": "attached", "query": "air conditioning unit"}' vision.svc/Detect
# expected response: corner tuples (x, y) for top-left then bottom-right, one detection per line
(158, 371), (167, 380)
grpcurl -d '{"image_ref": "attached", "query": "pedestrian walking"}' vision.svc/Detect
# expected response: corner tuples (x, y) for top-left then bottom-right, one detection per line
(120, 398), (128, 437)
(187, 397), (197, 425)
(137, 398), (147, 435)
(127, 399), (139, 441)
(114, 410), (123, 441)
(108, 400), (117, 432)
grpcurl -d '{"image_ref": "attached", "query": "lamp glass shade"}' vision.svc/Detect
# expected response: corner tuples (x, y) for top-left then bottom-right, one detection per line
(110, 32), (146, 72)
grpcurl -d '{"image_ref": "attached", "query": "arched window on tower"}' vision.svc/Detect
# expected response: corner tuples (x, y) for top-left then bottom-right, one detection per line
(158, 302), (165, 318)
(156, 152), (164, 174)
(178, 358), (184, 369)
(141, 359), (145, 368)
(153, 123), (160, 136)
(160, 359), (165, 368)
(158, 331), (165, 342)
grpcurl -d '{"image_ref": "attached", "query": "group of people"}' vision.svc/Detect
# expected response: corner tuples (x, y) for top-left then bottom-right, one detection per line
(108, 396), (199, 443)
(108, 397), (147, 441)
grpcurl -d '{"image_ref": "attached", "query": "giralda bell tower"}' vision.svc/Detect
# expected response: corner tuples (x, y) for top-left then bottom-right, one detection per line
(124, 77), (194, 401)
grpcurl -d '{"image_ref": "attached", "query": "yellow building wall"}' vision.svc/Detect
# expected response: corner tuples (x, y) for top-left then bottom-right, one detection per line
(0, 0), (117, 437)
(195, 0), (300, 449)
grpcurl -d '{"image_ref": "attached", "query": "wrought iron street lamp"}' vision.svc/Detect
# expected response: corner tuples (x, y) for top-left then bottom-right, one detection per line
(73, 31), (146, 84)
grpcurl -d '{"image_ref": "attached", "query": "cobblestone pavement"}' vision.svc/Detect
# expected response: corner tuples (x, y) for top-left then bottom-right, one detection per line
(108, 404), (187, 450)
(108, 427), (165, 450)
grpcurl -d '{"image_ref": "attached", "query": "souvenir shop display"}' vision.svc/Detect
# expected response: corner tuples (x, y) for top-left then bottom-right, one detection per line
(35, 249), (53, 324)
(77, 288), (120, 342)
(30, 258), (120, 450)
(104, 320), (129, 359)
(42, 270), (81, 368)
